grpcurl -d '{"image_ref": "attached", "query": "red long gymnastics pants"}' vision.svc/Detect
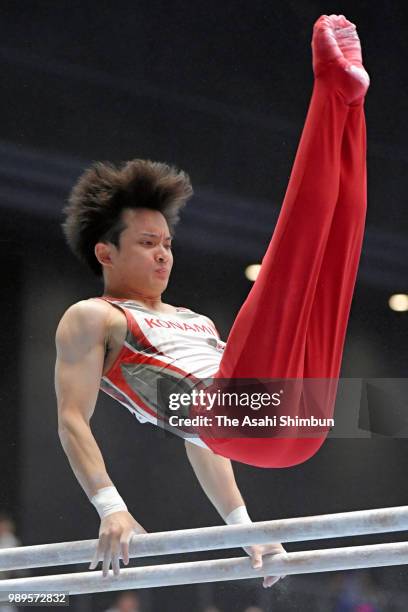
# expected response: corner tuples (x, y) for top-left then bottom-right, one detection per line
(199, 18), (368, 468)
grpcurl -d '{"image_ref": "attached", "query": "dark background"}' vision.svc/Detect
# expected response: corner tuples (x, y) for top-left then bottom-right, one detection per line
(0, 1), (407, 611)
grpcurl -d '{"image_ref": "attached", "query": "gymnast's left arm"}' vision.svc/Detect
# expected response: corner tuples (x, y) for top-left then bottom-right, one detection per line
(184, 441), (286, 588)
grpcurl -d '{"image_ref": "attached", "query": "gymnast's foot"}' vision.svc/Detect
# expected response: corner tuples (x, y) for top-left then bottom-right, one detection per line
(312, 14), (370, 105)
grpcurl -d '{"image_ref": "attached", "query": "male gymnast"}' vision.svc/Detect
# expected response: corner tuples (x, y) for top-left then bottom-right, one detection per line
(55, 15), (369, 585)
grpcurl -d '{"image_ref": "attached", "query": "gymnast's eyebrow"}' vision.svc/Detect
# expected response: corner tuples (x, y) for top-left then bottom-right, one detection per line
(140, 232), (173, 240)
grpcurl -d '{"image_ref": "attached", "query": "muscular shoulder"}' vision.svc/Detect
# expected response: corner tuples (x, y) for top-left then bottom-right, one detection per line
(55, 299), (111, 357)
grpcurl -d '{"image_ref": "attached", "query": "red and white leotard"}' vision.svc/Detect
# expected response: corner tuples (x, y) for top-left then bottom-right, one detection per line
(95, 296), (225, 447)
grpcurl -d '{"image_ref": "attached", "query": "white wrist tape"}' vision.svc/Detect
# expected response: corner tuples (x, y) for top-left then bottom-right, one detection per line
(91, 486), (128, 519)
(225, 505), (252, 525)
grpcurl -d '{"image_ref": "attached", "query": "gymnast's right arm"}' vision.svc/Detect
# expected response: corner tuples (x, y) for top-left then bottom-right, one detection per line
(54, 300), (146, 577)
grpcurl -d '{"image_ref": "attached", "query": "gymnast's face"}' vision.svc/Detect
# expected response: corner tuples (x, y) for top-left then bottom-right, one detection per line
(97, 208), (173, 297)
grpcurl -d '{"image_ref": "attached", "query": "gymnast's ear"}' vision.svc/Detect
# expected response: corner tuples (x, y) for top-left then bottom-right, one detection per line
(94, 242), (114, 269)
